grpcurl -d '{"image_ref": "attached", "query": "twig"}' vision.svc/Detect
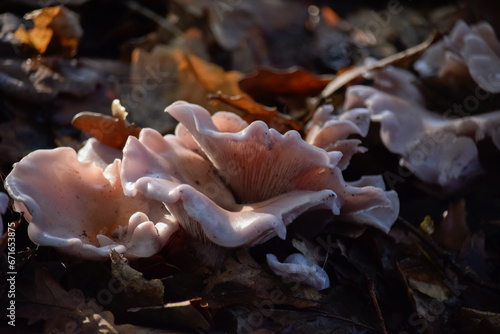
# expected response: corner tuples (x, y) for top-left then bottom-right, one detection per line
(311, 31), (439, 115)
(125, 1), (183, 37)
(366, 275), (388, 334)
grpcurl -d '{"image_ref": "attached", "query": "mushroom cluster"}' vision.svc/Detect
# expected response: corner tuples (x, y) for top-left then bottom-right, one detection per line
(414, 20), (500, 94)
(4, 100), (399, 288)
(338, 20), (500, 192)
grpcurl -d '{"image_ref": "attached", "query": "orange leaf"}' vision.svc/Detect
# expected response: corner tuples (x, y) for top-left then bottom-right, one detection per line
(209, 92), (302, 133)
(14, 6), (82, 57)
(239, 67), (333, 106)
(72, 100), (141, 149)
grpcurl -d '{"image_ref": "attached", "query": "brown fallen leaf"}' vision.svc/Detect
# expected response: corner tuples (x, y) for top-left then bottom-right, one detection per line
(204, 249), (321, 310)
(124, 45), (247, 132)
(17, 267), (103, 326)
(434, 199), (469, 252)
(14, 5), (83, 57)
(72, 100), (142, 149)
(209, 92), (302, 133)
(462, 308), (500, 334)
(398, 257), (451, 302)
(181, 52), (242, 97)
(129, 46), (242, 114)
(130, 46), (304, 133)
(238, 67), (334, 110)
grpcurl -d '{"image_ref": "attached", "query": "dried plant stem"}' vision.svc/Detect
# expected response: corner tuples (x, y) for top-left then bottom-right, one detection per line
(125, 1), (183, 37)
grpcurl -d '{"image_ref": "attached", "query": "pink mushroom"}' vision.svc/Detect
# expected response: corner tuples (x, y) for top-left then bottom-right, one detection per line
(266, 253), (330, 290)
(4, 147), (178, 260)
(415, 20), (500, 94)
(304, 104), (370, 170)
(343, 85), (500, 191)
(3, 99), (399, 279)
(121, 101), (399, 249)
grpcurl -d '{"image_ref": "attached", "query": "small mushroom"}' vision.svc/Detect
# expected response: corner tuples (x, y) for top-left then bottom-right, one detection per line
(305, 104), (370, 170)
(415, 20), (500, 94)
(266, 253), (330, 290)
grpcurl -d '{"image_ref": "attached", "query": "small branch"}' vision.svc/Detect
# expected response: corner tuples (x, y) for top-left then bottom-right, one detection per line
(366, 275), (388, 334)
(125, 1), (183, 37)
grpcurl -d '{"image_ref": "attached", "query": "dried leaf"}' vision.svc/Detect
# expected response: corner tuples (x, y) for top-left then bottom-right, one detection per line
(204, 249), (321, 310)
(18, 267), (102, 325)
(462, 308), (500, 334)
(72, 100), (142, 149)
(109, 249), (164, 308)
(209, 92), (302, 133)
(238, 67), (333, 109)
(14, 6), (82, 57)
(398, 258), (451, 302)
(181, 52), (242, 96)
(434, 199), (469, 252)
(130, 47), (307, 132)
(127, 298), (212, 330)
(130, 46), (243, 114)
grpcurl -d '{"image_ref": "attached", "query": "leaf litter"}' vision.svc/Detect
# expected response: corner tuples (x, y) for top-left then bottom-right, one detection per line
(1, 1), (500, 333)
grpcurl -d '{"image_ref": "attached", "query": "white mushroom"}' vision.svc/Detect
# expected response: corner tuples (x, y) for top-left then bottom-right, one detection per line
(266, 253), (330, 290)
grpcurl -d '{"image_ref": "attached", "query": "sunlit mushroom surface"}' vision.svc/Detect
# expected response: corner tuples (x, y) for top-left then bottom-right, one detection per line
(4, 100), (399, 264)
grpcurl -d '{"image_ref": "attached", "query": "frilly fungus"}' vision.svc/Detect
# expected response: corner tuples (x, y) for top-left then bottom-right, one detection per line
(4, 99), (400, 288)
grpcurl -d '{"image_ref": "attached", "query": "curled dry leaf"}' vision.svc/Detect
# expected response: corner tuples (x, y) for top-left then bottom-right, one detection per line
(130, 46), (242, 114)
(238, 67), (334, 110)
(72, 99), (142, 149)
(14, 5), (83, 57)
(208, 91), (302, 133)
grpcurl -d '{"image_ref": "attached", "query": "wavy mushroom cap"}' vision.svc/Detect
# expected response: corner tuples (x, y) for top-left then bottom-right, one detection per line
(121, 101), (399, 248)
(4, 147), (178, 260)
(304, 105), (370, 170)
(415, 20), (500, 93)
(266, 253), (330, 290)
(343, 85), (500, 191)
